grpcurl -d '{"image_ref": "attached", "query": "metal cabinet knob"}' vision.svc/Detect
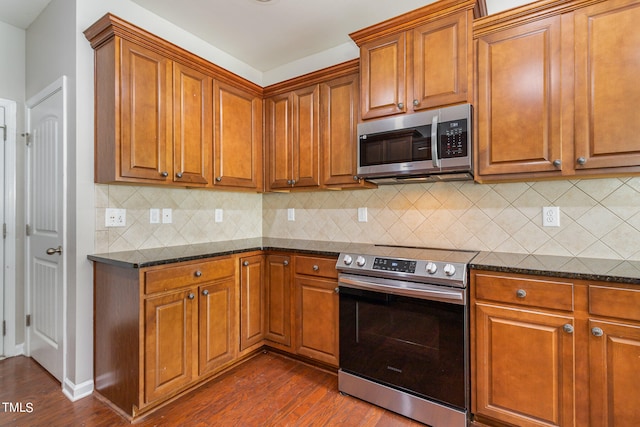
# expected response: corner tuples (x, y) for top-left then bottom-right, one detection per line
(313, 265), (319, 271)
(592, 327), (604, 337)
(353, 175), (359, 181)
(577, 157), (587, 165)
(188, 293), (195, 300)
(397, 102), (404, 109)
(243, 261), (249, 267)
(283, 260), (289, 266)
(291, 179), (296, 185)
(46, 246), (63, 255)
(176, 172), (183, 178)
(161, 171), (169, 177)
(287, 179), (292, 185)
(216, 176), (222, 182)
(563, 324), (574, 334)
(202, 289), (209, 296)
(413, 99), (419, 107)
(516, 289), (527, 298)
(334, 287), (339, 293)
(194, 270), (202, 278)
(553, 159), (561, 167)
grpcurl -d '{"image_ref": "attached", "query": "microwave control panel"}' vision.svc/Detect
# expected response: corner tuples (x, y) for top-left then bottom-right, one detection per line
(440, 119), (468, 158)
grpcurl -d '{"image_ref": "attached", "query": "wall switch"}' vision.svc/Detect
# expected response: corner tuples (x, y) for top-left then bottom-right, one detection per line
(543, 206), (560, 227)
(162, 208), (172, 224)
(287, 208), (295, 221)
(358, 207), (368, 222)
(105, 208), (126, 227)
(150, 208), (160, 224)
(215, 208), (223, 223)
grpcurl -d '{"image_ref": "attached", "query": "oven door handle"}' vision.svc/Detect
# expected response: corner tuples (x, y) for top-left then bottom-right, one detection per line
(338, 275), (465, 305)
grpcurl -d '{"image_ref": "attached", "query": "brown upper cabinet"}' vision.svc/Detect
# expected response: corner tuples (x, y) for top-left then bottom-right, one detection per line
(474, 0), (640, 181)
(350, 0), (475, 120)
(84, 14), (263, 191)
(264, 61), (371, 191)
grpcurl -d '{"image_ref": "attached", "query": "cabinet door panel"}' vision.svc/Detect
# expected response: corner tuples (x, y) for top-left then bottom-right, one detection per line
(360, 32), (406, 120)
(295, 276), (338, 366)
(120, 40), (172, 181)
(476, 16), (562, 176)
(292, 85), (320, 188)
(321, 74), (360, 187)
(214, 82), (262, 189)
(173, 62), (211, 185)
(240, 255), (265, 350)
(199, 278), (237, 376)
(574, 0), (640, 171)
(413, 11), (468, 110)
(474, 303), (574, 427)
(589, 319), (640, 427)
(144, 289), (196, 403)
(266, 94), (293, 190)
(265, 255), (291, 346)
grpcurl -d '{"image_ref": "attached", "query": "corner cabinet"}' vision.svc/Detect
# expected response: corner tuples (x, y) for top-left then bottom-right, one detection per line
(84, 14), (263, 191)
(471, 269), (640, 427)
(264, 61), (372, 191)
(350, 0), (475, 120)
(474, 0), (640, 182)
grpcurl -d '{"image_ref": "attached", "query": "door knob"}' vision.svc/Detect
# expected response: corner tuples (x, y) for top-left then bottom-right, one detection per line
(46, 246), (62, 255)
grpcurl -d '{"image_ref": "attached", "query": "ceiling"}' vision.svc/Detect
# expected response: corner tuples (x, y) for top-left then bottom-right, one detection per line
(0, 0), (533, 72)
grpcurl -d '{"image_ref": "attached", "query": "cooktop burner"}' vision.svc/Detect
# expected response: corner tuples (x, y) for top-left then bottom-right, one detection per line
(336, 244), (479, 288)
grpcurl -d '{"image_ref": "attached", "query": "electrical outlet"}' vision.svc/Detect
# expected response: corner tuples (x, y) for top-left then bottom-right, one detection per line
(215, 208), (223, 223)
(358, 207), (368, 222)
(162, 208), (172, 224)
(543, 207), (560, 227)
(105, 208), (126, 227)
(287, 208), (295, 221)
(150, 208), (160, 224)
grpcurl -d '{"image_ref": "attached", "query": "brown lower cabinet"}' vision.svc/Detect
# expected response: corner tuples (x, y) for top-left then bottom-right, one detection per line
(93, 251), (339, 420)
(471, 270), (640, 427)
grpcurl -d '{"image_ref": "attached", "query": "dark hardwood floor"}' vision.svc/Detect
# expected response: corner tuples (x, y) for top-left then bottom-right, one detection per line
(0, 352), (425, 426)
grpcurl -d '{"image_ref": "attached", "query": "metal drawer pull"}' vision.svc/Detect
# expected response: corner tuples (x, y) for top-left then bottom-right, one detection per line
(592, 327), (604, 337)
(243, 261), (249, 267)
(160, 171), (168, 177)
(313, 265), (319, 271)
(563, 324), (574, 334)
(202, 289), (209, 296)
(283, 260), (289, 266)
(188, 293), (195, 300)
(194, 270), (202, 277)
(516, 289), (527, 298)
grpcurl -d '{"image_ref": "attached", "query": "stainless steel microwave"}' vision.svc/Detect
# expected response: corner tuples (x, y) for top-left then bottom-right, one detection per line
(357, 104), (472, 184)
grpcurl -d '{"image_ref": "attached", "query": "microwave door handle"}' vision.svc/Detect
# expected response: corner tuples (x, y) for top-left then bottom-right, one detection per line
(431, 114), (440, 168)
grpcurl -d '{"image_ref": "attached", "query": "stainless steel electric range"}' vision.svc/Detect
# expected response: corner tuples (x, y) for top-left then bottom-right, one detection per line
(336, 245), (478, 427)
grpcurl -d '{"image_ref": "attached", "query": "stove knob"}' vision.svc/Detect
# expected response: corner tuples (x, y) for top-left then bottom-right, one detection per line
(443, 264), (456, 276)
(343, 255), (353, 266)
(356, 256), (366, 267)
(425, 262), (438, 274)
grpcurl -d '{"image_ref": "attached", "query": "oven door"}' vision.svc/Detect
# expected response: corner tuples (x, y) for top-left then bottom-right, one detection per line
(339, 274), (468, 410)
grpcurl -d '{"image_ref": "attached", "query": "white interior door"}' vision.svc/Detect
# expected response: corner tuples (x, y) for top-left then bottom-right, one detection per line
(0, 103), (5, 357)
(26, 77), (66, 382)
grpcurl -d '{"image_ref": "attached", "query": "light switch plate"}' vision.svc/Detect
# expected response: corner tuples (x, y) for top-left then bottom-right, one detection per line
(150, 208), (160, 224)
(543, 206), (560, 227)
(358, 207), (368, 222)
(105, 208), (126, 227)
(215, 208), (223, 223)
(162, 208), (172, 224)
(287, 208), (295, 221)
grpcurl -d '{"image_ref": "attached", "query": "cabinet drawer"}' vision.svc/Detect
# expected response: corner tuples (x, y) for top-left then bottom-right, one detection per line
(295, 256), (338, 279)
(589, 285), (640, 322)
(474, 273), (574, 311)
(145, 257), (236, 294)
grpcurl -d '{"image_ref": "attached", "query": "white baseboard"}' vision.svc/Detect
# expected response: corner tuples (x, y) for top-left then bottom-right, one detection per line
(62, 377), (94, 402)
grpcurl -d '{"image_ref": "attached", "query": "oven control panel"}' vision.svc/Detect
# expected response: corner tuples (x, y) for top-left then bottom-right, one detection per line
(336, 253), (468, 288)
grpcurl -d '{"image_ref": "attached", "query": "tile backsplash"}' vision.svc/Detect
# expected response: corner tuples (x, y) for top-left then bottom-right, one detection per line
(96, 177), (640, 260)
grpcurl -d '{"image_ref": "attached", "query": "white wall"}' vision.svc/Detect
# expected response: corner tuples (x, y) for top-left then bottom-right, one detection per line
(0, 21), (26, 351)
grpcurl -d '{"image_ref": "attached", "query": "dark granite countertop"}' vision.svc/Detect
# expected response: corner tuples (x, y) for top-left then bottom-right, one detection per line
(88, 239), (640, 285)
(471, 251), (640, 286)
